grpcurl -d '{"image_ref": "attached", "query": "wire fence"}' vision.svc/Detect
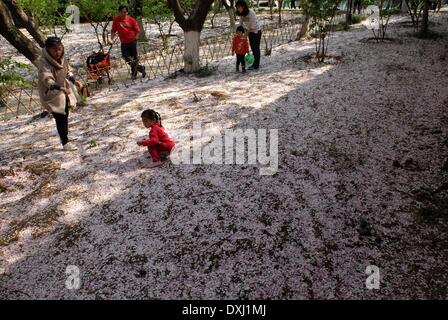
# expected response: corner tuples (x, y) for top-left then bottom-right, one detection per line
(80, 16), (305, 93)
(1, 11), (363, 121)
(1, 81), (40, 121)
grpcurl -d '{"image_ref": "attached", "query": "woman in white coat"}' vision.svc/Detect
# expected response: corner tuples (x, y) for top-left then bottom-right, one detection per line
(235, 0), (262, 70)
(38, 37), (81, 151)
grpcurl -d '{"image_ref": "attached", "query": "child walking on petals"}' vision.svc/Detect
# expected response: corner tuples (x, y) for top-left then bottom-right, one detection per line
(137, 109), (175, 168)
(232, 26), (250, 73)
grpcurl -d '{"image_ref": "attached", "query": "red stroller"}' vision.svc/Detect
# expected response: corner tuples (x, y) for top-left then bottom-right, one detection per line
(86, 43), (113, 84)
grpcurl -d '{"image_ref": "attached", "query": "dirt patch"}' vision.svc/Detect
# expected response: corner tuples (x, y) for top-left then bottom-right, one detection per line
(295, 53), (343, 65)
(0, 168), (15, 178)
(209, 91), (229, 100)
(0, 180), (11, 193)
(24, 161), (61, 176)
(383, 63), (415, 73)
(0, 205), (64, 248)
(165, 97), (183, 109)
(54, 223), (89, 248)
(359, 37), (403, 44)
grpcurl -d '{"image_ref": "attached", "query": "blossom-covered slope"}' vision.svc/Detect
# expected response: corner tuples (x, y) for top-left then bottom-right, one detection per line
(0, 13), (447, 299)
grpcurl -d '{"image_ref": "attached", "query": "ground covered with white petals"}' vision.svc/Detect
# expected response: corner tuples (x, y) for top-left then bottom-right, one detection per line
(1, 13), (447, 299)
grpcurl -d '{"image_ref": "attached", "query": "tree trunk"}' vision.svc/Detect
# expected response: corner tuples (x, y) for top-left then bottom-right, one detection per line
(346, 0), (353, 25)
(297, 16), (310, 40)
(420, 0), (429, 35)
(401, 0), (409, 13)
(211, 12), (218, 28)
(226, 7), (236, 30)
(137, 17), (148, 41)
(278, 0), (283, 24)
(183, 31), (201, 73)
(101, 21), (111, 47)
(0, 0), (40, 66)
(319, 35), (325, 62)
(3, 0), (46, 47)
(222, 0), (236, 30)
(131, 0), (147, 41)
(167, 0), (215, 73)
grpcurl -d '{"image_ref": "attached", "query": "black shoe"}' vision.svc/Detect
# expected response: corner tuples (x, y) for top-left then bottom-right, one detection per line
(242, 68), (246, 73)
(248, 65), (259, 70)
(131, 75), (137, 80)
(140, 66), (146, 78)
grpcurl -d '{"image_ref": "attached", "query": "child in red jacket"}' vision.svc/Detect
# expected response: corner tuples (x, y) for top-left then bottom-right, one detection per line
(137, 109), (175, 168)
(232, 26), (250, 73)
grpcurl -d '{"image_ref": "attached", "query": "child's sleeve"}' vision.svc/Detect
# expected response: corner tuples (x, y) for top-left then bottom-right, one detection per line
(141, 127), (160, 147)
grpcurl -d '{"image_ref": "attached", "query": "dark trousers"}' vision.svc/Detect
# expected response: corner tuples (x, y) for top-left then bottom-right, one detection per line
(236, 54), (245, 70)
(121, 41), (144, 77)
(52, 98), (69, 146)
(248, 31), (262, 69)
(291, 0), (296, 9)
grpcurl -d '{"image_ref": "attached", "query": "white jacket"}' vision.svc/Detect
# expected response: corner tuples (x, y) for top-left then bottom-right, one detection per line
(238, 9), (261, 33)
(38, 48), (77, 115)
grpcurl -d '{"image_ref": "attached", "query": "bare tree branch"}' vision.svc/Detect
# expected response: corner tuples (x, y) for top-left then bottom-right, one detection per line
(166, 0), (187, 28)
(0, 0), (40, 66)
(3, 0), (46, 47)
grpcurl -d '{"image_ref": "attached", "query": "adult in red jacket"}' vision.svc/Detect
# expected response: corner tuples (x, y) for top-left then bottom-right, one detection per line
(110, 5), (146, 80)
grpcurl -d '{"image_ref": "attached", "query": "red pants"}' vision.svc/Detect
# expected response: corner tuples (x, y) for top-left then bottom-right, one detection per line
(148, 142), (174, 162)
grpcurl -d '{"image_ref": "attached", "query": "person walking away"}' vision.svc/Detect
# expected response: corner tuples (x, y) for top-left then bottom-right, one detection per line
(110, 5), (146, 80)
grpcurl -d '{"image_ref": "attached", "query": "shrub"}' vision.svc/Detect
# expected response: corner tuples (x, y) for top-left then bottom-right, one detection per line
(301, 0), (340, 62)
(0, 57), (32, 108)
